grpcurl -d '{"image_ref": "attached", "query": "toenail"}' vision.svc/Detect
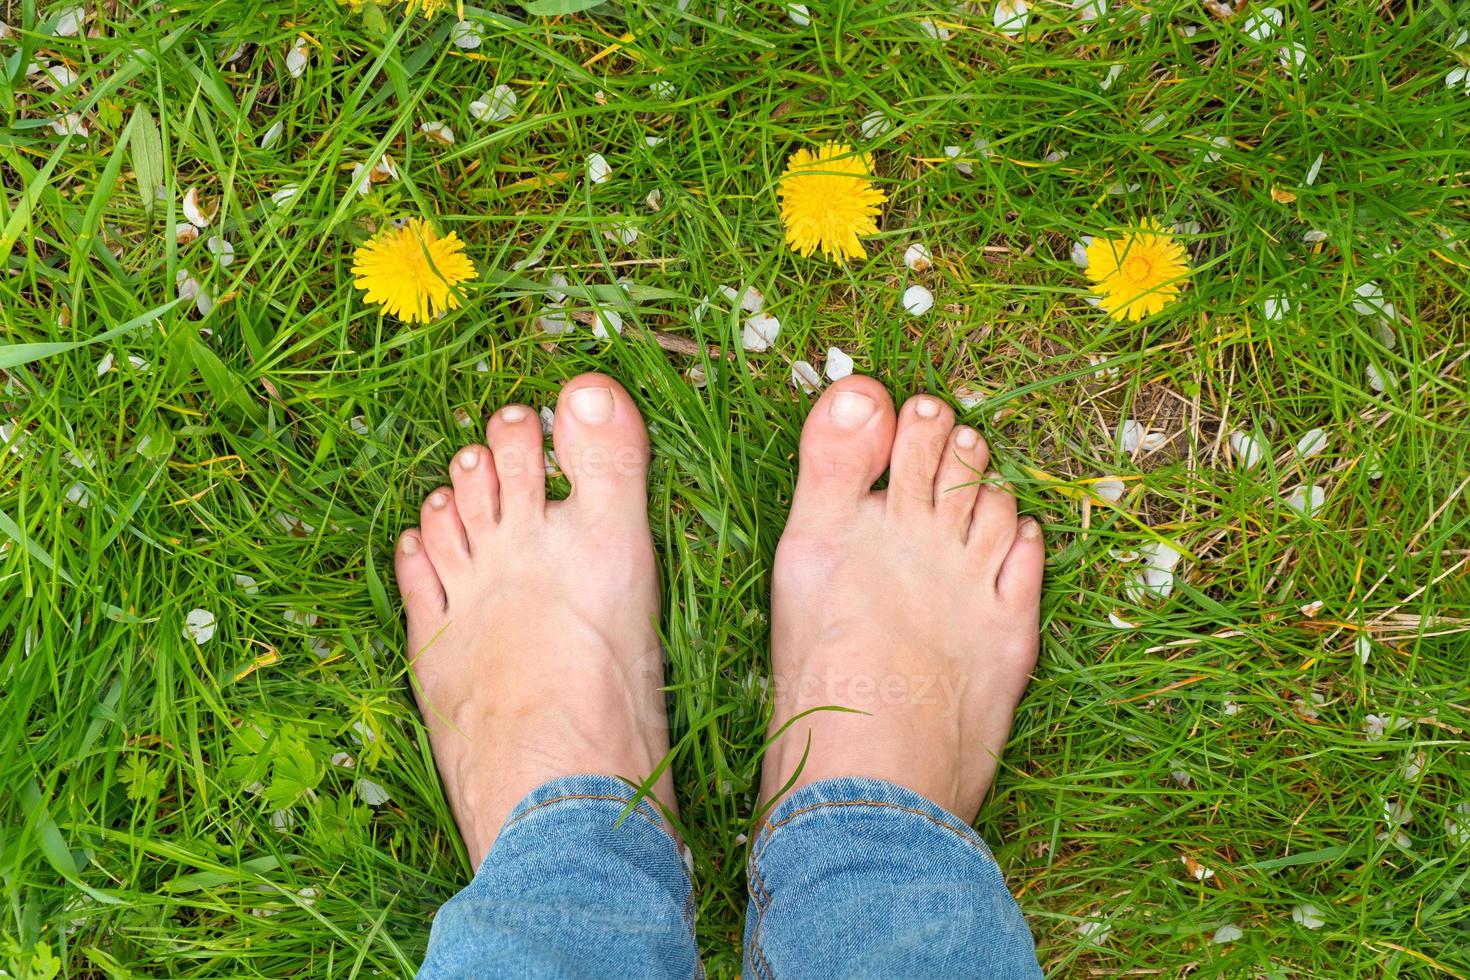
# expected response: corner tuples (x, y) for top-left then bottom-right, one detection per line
(569, 386), (615, 425)
(915, 398), (941, 419)
(429, 492), (449, 510)
(401, 534), (421, 554)
(1021, 518), (1041, 540)
(955, 428), (978, 449)
(829, 391), (877, 429)
(501, 406), (528, 423)
(457, 448), (479, 470)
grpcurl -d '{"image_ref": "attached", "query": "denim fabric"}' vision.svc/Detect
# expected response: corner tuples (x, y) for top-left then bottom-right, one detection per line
(420, 774), (1040, 979)
(419, 774), (699, 979)
(742, 777), (1042, 980)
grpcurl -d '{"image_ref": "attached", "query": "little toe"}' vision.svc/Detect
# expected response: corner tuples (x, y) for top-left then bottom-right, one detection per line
(886, 395), (956, 519)
(420, 486), (470, 573)
(792, 375), (896, 512)
(395, 530), (446, 631)
(486, 405), (546, 518)
(551, 373), (650, 515)
(449, 444), (499, 536)
(969, 475), (1019, 574)
(933, 426), (989, 534)
(998, 517), (1046, 605)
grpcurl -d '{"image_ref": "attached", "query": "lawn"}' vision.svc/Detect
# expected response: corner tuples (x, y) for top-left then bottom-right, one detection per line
(3, 0), (1469, 976)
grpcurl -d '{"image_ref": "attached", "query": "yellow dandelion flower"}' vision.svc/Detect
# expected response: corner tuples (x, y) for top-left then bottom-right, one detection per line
(352, 219), (477, 324)
(1084, 220), (1191, 321)
(778, 142), (888, 263)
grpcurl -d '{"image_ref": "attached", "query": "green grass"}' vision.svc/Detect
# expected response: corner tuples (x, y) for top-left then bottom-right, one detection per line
(4, 0), (1469, 976)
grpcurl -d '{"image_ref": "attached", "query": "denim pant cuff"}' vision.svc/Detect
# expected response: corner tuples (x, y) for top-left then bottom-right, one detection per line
(493, 773), (675, 854)
(421, 774), (698, 980)
(756, 775), (995, 856)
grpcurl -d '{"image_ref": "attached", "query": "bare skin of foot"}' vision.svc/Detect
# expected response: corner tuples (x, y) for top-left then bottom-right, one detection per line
(395, 374), (675, 866)
(762, 376), (1045, 822)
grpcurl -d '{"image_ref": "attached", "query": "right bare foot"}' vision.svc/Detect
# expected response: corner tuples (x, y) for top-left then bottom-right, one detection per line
(394, 374), (675, 866)
(762, 376), (1045, 822)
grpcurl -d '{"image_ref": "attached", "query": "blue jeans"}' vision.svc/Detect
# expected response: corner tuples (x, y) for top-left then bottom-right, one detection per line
(420, 774), (1041, 978)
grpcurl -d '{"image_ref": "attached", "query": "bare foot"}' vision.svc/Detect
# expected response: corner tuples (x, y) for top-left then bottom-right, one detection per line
(762, 376), (1045, 822)
(395, 374), (675, 865)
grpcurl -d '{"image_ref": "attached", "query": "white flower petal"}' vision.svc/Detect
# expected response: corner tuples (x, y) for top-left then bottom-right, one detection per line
(536, 309), (573, 335)
(824, 347), (854, 381)
(1263, 294), (1290, 320)
(786, 3), (810, 26)
(1212, 924), (1244, 944)
(993, 0), (1029, 37)
(1242, 7), (1281, 41)
(355, 778), (391, 806)
(586, 152), (612, 185)
(1229, 430), (1269, 469)
(235, 573), (259, 594)
(285, 38), (309, 79)
(1126, 565), (1175, 602)
(1100, 64), (1124, 91)
(97, 352), (116, 376)
(49, 113), (89, 137)
(182, 187), (215, 228)
(1108, 610), (1137, 629)
(260, 121), (283, 149)
(420, 120), (455, 145)
(591, 308), (623, 339)
(741, 313), (781, 352)
(1200, 133), (1231, 163)
(917, 18), (952, 41)
(471, 84), (517, 123)
(1070, 239), (1091, 268)
(1351, 281), (1389, 316)
(1074, 0), (1107, 22)
(902, 284), (934, 316)
(904, 242), (932, 272)
(43, 64), (79, 88)
(1291, 904), (1325, 930)
(1304, 152), (1324, 185)
(1355, 634), (1372, 665)
(331, 751), (356, 768)
(1094, 478), (1125, 503)
(1117, 419), (1145, 453)
(184, 608), (217, 645)
(450, 19), (483, 49)
(602, 221), (638, 246)
(791, 360), (821, 394)
(1303, 229), (1328, 243)
(1295, 427), (1329, 458)
(650, 79), (677, 100)
(270, 184), (299, 206)
(206, 236), (234, 266)
(860, 110), (892, 140)
(53, 6), (85, 36)
(1283, 483), (1326, 517)
(1277, 42), (1310, 78)
(1366, 362), (1394, 394)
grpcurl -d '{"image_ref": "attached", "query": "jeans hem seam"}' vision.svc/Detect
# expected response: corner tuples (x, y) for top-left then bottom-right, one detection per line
(767, 798), (995, 860)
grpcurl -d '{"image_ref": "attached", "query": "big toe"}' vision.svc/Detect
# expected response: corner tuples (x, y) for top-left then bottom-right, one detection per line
(552, 373), (650, 514)
(793, 375), (896, 510)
